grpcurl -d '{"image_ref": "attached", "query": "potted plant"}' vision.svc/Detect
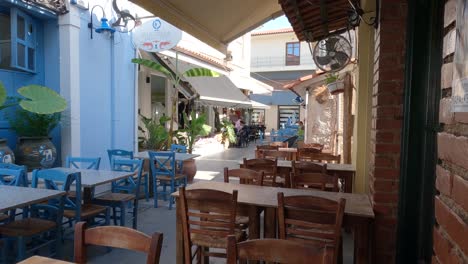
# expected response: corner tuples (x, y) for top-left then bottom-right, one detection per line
(178, 111), (211, 182)
(0, 82), (67, 165)
(138, 114), (171, 151)
(220, 118), (236, 149)
(324, 73), (344, 95)
(8, 109), (61, 169)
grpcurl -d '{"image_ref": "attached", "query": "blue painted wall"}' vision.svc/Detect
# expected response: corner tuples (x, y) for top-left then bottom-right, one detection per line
(0, 3), (61, 164)
(250, 90), (298, 106)
(78, 11), (135, 169)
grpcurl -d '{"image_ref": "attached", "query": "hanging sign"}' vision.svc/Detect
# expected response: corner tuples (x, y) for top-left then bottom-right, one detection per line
(133, 18), (182, 52)
(452, 0), (468, 112)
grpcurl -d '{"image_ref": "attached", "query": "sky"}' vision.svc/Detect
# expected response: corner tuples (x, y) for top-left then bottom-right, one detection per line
(253, 15), (292, 31)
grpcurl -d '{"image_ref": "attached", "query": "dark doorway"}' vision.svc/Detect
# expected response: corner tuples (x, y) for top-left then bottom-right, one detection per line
(396, 0), (443, 262)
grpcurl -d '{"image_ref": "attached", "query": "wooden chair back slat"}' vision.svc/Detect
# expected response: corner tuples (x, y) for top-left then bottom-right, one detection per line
(292, 160), (327, 174)
(277, 193), (346, 264)
(226, 236), (333, 264)
(224, 167), (264, 186)
(256, 145), (279, 150)
(298, 151), (341, 163)
(291, 172), (339, 192)
(270, 141), (288, 148)
(243, 158), (277, 186)
(74, 222), (163, 264)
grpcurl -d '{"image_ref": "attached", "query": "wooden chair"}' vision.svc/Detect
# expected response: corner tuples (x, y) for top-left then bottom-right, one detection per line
(292, 160), (327, 174)
(93, 159), (144, 228)
(66, 156), (101, 170)
(255, 145), (278, 158)
(171, 144), (187, 174)
(223, 167), (263, 186)
(277, 193), (346, 264)
(0, 164), (28, 222)
(226, 236), (333, 264)
(291, 173), (339, 192)
(32, 169), (110, 227)
(299, 151), (341, 164)
(297, 142), (325, 151)
(257, 149), (290, 160)
(180, 187), (246, 263)
(242, 158), (279, 187)
(74, 222), (163, 264)
(149, 151), (187, 209)
(297, 148), (323, 161)
(270, 141), (288, 148)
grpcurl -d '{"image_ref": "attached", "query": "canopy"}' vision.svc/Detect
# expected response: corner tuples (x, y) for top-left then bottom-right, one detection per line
(164, 57), (252, 108)
(130, 0), (283, 53)
(228, 73), (273, 95)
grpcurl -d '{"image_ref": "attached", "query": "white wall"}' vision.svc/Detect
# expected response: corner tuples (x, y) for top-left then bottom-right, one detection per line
(264, 105), (278, 131)
(251, 31), (316, 72)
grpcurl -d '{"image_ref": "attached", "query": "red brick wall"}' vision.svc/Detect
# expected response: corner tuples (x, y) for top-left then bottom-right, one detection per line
(433, 0), (468, 263)
(369, 0), (407, 262)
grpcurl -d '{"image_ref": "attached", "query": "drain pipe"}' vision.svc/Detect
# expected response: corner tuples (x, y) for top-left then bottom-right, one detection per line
(110, 34), (115, 149)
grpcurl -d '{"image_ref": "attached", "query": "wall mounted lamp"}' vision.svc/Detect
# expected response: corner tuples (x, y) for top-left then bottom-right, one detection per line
(88, 5), (115, 39)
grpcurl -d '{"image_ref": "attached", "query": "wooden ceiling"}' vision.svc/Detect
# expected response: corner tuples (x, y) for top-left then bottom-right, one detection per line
(279, 0), (359, 42)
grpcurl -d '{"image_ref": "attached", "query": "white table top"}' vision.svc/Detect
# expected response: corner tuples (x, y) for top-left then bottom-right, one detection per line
(135, 151), (200, 161)
(0, 185), (65, 213)
(238, 159), (355, 172)
(28, 168), (136, 188)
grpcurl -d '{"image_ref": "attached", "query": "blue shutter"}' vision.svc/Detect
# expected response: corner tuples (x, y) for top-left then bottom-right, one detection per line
(10, 8), (36, 73)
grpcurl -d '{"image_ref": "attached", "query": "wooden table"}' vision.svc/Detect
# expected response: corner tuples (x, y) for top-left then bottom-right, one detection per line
(0, 185), (65, 213)
(173, 181), (374, 264)
(18, 256), (73, 264)
(239, 159), (356, 193)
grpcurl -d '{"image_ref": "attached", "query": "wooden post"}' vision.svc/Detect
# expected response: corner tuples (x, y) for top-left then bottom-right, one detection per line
(343, 73), (353, 164)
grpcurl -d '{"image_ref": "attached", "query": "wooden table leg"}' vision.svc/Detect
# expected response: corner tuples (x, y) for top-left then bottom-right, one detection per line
(248, 206), (260, 239)
(176, 198), (184, 264)
(353, 219), (372, 264)
(264, 207), (277, 238)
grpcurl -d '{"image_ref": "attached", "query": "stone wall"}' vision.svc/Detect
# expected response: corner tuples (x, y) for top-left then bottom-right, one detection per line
(433, 0), (468, 263)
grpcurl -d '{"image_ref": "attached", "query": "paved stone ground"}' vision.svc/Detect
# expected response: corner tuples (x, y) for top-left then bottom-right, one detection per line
(61, 142), (353, 263)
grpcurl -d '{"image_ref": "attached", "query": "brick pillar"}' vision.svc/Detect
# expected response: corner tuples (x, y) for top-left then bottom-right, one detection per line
(433, 0), (468, 263)
(369, 0), (407, 262)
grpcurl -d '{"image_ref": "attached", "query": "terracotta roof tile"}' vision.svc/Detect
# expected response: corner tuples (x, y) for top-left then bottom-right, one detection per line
(174, 46), (233, 71)
(251, 28), (294, 36)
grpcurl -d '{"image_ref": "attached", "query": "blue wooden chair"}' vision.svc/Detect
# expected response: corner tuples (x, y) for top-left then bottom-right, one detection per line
(0, 175), (65, 262)
(149, 151), (187, 209)
(66, 156), (101, 170)
(108, 149), (149, 201)
(0, 164), (28, 222)
(31, 169), (110, 228)
(93, 159), (144, 229)
(170, 144), (186, 174)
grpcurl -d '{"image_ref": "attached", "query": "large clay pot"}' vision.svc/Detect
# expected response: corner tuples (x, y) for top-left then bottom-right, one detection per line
(182, 158), (197, 183)
(0, 139), (15, 163)
(15, 137), (57, 170)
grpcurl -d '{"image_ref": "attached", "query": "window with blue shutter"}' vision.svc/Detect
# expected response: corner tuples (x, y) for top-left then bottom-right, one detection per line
(0, 7), (37, 73)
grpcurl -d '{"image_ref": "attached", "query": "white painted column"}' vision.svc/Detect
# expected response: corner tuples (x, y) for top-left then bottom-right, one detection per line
(58, 5), (81, 162)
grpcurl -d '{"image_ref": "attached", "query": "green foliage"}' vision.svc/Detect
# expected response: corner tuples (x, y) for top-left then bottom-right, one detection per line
(221, 118), (236, 144)
(183, 68), (220, 77)
(0, 82), (67, 114)
(181, 111), (212, 153)
(139, 115), (170, 151)
(8, 109), (61, 137)
(324, 73), (340, 85)
(131, 58), (173, 79)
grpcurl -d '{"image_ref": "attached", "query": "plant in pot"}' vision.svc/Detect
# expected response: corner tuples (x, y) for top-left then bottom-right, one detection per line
(138, 114), (171, 151)
(177, 111), (211, 183)
(0, 82), (67, 165)
(220, 118), (237, 149)
(324, 73), (344, 95)
(132, 56), (220, 149)
(8, 109), (61, 169)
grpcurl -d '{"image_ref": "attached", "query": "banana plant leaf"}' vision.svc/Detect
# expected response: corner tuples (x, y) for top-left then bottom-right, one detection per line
(183, 68), (220, 77)
(131, 58), (173, 79)
(0, 82), (6, 107)
(18, 85), (67, 114)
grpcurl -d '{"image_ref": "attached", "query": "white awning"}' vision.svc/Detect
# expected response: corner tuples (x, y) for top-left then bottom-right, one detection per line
(228, 73), (273, 95)
(164, 56), (252, 108)
(129, 0), (283, 53)
(251, 100), (270, 109)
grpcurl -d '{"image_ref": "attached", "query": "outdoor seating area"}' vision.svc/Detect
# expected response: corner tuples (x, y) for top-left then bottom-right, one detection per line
(0, 142), (372, 264)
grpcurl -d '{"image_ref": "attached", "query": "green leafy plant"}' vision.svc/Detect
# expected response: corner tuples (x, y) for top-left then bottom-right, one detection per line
(8, 109), (61, 137)
(324, 73), (340, 85)
(179, 111), (211, 154)
(131, 56), (220, 148)
(0, 82), (67, 114)
(139, 115), (171, 151)
(220, 118), (236, 144)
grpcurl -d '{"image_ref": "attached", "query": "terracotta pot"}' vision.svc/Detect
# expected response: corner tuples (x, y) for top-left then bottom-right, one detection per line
(183, 158), (197, 183)
(15, 137), (57, 170)
(0, 139), (15, 163)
